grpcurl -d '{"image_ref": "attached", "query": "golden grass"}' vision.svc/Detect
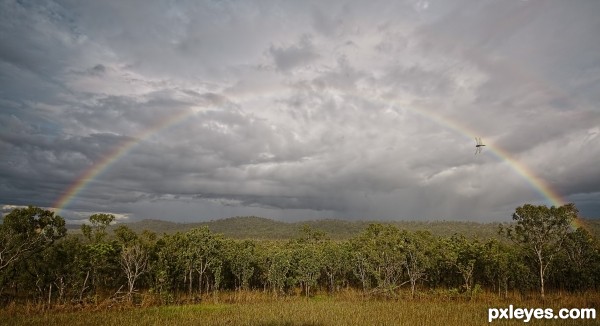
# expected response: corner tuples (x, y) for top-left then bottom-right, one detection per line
(3, 290), (599, 326)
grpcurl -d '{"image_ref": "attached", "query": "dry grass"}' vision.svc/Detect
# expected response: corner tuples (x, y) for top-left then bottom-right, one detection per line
(3, 290), (599, 325)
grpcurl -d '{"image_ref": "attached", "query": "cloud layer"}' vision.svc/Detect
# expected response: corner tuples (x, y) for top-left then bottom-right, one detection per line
(1, 0), (599, 222)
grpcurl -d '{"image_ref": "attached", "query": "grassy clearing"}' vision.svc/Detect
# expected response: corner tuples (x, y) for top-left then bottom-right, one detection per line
(3, 291), (599, 325)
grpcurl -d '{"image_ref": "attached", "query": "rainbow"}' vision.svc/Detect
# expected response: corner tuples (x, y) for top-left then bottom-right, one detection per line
(399, 103), (565, 207)
(52, 107), (197, 215)
(53, 92), (572, 224)
(570, 215), (588, 231)
(394, 103), (591, 231)
(380, 101), (590, 231)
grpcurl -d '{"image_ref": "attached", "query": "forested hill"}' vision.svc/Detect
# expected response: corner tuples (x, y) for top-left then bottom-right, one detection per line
(85, 216), (600, 240)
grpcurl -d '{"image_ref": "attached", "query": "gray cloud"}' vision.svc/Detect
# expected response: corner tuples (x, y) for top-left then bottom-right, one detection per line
(1, 0), (599, 222)
(270, 35), (320, 72)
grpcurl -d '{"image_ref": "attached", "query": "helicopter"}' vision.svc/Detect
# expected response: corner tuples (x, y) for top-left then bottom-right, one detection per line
(475, 137), (486, 154)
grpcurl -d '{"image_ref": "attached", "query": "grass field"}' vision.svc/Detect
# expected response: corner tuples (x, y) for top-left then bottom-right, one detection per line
(4, 291), (599, 325)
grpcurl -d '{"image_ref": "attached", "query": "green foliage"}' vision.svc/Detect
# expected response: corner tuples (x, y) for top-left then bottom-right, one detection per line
(228, 240), (256, 291)
(289, 241), (322, 297)
(265, 247), (292, 295)
(442, 234), (482, 292)
(81, 213), (115, 243)
(297, 225), (328, 243)
(107, 216), (508, 240)
(0, 206), (66, 272)
(499, 203), (578, 298)
(1, 204), (599, 307)
(320, 241), (351, 293)
(114, 225), (138, 246)
(401, 230), (436, 297)
(349, 224), (406, 295)
(552, 228), (600, 291)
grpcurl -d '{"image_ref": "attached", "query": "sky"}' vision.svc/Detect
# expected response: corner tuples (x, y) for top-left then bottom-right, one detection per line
(1, 0), (599, 224)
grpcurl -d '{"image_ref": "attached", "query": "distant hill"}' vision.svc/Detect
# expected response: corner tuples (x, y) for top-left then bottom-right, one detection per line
(111, 216), (300, 240)
(67, 216), (600, 240)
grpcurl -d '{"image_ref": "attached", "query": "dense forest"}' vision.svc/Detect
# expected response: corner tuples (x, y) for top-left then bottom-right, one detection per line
(92, 215), (600, 241)
(1, 204), (599, 307)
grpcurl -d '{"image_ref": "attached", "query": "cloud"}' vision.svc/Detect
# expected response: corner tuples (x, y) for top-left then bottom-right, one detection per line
(269, 35), (320, 72)
(1, 0), (599, 223)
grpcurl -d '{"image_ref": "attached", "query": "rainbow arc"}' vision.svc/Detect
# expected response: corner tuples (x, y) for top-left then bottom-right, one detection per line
(53, 93), (573, 227)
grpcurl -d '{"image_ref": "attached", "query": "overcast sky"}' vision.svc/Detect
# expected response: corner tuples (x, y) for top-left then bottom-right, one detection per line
(1, 0), (599, 223)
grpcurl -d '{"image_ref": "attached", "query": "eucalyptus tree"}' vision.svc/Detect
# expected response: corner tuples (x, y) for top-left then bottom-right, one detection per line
(443, 234), (482, 292)
(120, 243), (148, 300)
(563, 229), (597, 272)
(350, 224), (405, 295)
(350, 248), (372, 292)
(558, 228), (599, 291)
(481, 239), (511, 297)
(154, 232), (187, 295)
(0, 206), (66, 272)
(0, 206), (66, 301)
(290, 242), (322, 297)
(115, 225), (150, 301)
(182, 227), (224, 296)
(401, 230), (435, 298)
(266, 248), (292, 295)
(320, 240), (351, 293)
(114, 224), (138, 245)
(288, 225), (328, 296)
(27, 235), (87, 303)
(229, 239), (257, 291)
(499, 203), (578, 298)
(81, 213), (115, 243)
(79, 213), (120, 298)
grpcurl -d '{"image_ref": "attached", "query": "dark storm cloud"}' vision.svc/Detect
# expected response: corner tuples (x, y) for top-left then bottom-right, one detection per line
(1, 0), (599, 222)
(0, 0), (80, 77)
(0, 127), (129, 207)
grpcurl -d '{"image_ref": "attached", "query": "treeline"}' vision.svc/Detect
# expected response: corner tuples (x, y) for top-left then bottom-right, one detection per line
(1, 204), (599, 306)
(108, 217), (508, 240)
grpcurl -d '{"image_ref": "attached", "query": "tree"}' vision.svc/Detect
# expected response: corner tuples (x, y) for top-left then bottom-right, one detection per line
(443, 234), (481, 292)
(481, 239), (513, 298)
(229, 240), (256, 291)
(26, 235), (87, 304)
(499, 203), (578, 298)
(110, 225), (149, 301)
(0, 206), (66, 272)
(181, 227), (223, 297)
(290, 225), (327, 297)
(265, 246), (292, 296)
(350, 224), (405, 296)
(114, 224), (138, 246)
(401, 230), (434, 298)
(120, 243), (149, 301)
(290, 242), (322, 297)
(79, 213), (120, 299)
(153, 233), (186, 297)
(81, 213), (115, 243)
(558, 228), (599, 291)
(320, 241), (351, 293)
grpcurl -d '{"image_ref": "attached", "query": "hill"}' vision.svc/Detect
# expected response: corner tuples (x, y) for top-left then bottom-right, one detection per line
(67, 216), (599, 240)
(103, 216), (504, 240)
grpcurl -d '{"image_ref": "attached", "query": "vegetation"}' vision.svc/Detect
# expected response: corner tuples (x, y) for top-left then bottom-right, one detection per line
(86, 215), (600, 241)
(3, 291), (599, 325)
(500, 203), (579, 298)
(84, 216), (568, 240)
(1, 204), (599, 325)
(0, 206), (66, 272)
